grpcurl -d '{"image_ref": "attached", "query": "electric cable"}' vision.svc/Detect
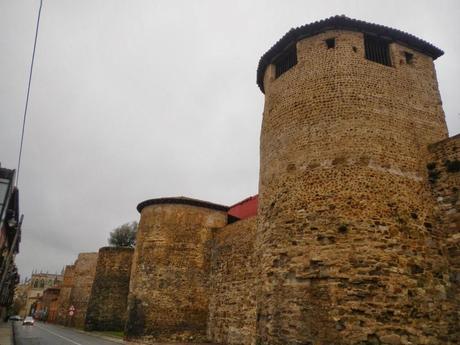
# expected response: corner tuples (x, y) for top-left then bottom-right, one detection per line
(16, 0), (43, 186)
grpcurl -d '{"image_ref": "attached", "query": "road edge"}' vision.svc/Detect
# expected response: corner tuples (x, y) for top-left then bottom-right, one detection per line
(11, 321), (16, 345)
(36, 322), (125, 344)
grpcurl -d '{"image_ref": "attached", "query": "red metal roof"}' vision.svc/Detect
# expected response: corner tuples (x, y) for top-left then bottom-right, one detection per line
(228, 195), (258, 220)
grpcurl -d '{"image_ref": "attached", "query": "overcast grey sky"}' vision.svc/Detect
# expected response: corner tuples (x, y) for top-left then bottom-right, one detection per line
(1, 0), (459, 279)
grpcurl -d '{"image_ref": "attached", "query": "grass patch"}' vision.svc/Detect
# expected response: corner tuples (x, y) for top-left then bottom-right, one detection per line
(97, 330), (124, 338)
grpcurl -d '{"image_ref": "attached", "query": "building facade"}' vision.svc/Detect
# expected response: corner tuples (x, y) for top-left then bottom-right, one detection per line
(21, 273), (62, 318)
(0, 165), (21, 319)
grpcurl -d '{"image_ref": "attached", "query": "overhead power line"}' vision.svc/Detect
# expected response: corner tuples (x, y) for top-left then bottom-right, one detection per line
(17, 0), (43, 186)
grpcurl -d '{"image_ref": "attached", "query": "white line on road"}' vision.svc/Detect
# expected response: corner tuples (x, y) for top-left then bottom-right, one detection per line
(35, 324), (84, 345)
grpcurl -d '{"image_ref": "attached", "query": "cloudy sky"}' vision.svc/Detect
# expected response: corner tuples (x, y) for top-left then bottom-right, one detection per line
(1, 0), (459, 279)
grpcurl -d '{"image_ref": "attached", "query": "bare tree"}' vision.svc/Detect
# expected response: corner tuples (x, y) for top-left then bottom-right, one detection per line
(108, 221), (138, 247)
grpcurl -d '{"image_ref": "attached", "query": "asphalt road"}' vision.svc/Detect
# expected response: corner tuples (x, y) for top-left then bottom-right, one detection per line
(13, 321), (124, 345)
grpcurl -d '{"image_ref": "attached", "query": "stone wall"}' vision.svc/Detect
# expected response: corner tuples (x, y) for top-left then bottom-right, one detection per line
(46, 19), (455, 345)
(257, 30), (453, 345)
(39, 288), (60, 322)
(428, 134), (460, 343)
(56, 265), (75, 325)
(126, 199), (227, 343)
(85, 247), (134, 331)
(208, 217), (257, 345)
(68, 252), (98, 328)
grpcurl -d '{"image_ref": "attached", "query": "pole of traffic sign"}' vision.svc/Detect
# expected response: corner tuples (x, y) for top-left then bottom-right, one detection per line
(68, 305), (75, 327)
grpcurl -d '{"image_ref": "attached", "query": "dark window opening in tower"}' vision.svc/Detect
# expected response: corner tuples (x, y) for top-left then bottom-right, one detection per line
(405, 52), (414, 64)
(274, 46), (297, 79)
(364, 35), (391, 66)
(325, 38), (336, 49)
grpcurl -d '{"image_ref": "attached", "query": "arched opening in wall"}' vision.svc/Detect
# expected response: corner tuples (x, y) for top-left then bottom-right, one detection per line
(33, 280), (38, 288)
(39, 279), (44, 288)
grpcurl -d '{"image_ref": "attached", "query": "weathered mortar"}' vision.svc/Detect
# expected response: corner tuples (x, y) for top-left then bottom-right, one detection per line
(56, 264), (75, 325)
(85, 246), (134, 332)
(257, 27), (453, 345)
(428, 134), (460, 343)
(126, 198), (227, 343)
(208, 217), (257, 345)
(68, 252), (98, 328)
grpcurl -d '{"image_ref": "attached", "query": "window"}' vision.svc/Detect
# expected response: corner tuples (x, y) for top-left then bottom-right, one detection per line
(325, 38), (335, 49)
(405, 52), (414, 64)
(274, 46), (297, 79)
(364, 35), (391, 66)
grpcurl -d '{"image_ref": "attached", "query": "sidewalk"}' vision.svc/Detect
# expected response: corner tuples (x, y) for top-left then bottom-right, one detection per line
(0, 321), (13, 345)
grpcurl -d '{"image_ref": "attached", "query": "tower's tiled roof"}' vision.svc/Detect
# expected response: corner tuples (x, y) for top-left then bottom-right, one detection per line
(257, 15), (444, 93)
(137, 196), (229, 213)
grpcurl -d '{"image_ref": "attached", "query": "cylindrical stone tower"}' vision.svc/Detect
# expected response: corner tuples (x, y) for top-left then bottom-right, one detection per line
(68, 252), (98, 328)
(84, 246), (134, 332)
(125, 197), (228, 343)
(256, 16), (452, 345)
(56, 264), (75, 325)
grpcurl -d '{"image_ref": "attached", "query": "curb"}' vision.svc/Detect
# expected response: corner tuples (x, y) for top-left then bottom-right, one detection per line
(76, 329), (124, 344)
(11, 321), (15, 345)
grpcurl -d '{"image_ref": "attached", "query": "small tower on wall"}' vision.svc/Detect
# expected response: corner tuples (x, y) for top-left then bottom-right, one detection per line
(256, 16), (455, 344)
(125, 197), (228, 343)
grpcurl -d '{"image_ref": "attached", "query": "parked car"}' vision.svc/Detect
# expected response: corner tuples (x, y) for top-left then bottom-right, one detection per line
(9, 315), (23, 321)
(22, 316), (34, 326)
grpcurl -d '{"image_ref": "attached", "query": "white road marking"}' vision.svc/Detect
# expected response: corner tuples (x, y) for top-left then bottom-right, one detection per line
(34, 324), (84, 345)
